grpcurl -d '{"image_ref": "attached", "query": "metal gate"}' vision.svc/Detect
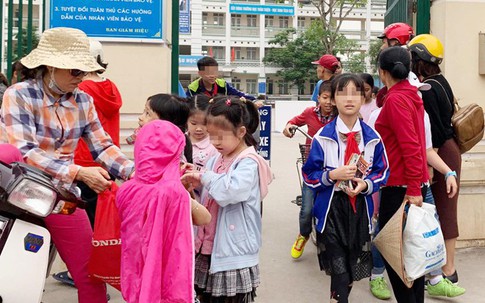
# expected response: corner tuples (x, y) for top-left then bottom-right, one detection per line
(384, 0), (430, 35)
(1, 0), (43, 83)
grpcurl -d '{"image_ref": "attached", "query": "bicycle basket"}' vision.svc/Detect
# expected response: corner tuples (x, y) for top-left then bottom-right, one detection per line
(299, 144), (312, 163)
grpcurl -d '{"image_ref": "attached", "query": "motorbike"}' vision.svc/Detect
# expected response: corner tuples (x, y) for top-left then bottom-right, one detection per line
(0, 160), (85, 303)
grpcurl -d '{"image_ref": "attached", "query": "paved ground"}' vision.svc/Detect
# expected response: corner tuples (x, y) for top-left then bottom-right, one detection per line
(42, 133), (485, 302)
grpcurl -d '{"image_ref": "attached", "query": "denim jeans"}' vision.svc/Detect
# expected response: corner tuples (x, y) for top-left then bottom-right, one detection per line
(423, 185), (435, 205)
(299, 183), (315, 238)
(371, 223), (386, 275)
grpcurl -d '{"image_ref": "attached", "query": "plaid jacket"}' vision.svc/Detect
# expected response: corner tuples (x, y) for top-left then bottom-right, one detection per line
(0, 77), (134, 193)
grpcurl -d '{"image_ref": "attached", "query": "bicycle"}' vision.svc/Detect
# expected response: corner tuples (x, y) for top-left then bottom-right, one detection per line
(289, 126), (317, 245)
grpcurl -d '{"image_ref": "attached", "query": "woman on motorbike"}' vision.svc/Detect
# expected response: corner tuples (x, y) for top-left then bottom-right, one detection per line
(0, 27), (134, 303)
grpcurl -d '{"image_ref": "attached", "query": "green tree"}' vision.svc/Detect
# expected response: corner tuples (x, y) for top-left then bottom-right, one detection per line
(13, 27), (40, 61)
(367, 38), (382, 73)
(263, 27), (320, 92)
(345, 52), (366, 73)
(278, 0), (367, 54)
(263, 20), (363, 89)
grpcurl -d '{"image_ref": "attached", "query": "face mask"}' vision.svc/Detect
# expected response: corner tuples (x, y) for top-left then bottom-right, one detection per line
(48, 68), (68, 95)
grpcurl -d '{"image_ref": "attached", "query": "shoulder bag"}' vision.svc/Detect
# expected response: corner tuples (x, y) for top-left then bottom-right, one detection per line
(425, 78), (484, 153)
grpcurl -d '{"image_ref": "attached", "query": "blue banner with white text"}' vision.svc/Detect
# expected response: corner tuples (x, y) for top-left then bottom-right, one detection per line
(50, 0), (163, 41)
(229, 4), (294, 16)
(179, 0), (190, 33)
(258, 106), (272, 161)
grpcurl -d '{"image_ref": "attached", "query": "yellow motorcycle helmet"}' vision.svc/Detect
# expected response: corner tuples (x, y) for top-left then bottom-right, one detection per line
(408, 34), (444, 64)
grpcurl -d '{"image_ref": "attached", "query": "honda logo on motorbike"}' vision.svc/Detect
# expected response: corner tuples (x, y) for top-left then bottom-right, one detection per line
(24, 233), (44, 253)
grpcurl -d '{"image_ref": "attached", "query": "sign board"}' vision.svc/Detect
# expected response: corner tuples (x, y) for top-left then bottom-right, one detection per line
(49, 0), (163, 41)
(179, 0), (190, 34)
(258, 106), (272, 161)
(229, 4), (294, 16)
(179, 55), (203, 66)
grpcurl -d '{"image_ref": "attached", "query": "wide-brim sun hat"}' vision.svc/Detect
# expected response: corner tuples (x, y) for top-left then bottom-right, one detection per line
(21, 27), (105, 73)
(374, 202), (414, 288)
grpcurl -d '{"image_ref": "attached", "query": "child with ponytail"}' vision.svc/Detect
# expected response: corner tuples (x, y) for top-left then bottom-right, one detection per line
(181, 96), (272, 303)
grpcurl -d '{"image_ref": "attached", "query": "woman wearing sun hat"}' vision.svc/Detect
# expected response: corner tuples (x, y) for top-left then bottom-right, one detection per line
(0, 27), (134, 303)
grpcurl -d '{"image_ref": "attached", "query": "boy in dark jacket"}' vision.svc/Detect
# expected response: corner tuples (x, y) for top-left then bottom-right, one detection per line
(186, 56), (258, 103)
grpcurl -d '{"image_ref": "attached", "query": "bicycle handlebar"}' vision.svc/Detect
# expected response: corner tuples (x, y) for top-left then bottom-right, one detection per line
(289, 126), (313, 140)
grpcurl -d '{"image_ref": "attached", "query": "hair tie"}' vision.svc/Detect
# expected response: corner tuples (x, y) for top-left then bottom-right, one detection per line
(395, 61), (404, 66)
(208, 98), (214, 104)
(226, 98), (231, 106)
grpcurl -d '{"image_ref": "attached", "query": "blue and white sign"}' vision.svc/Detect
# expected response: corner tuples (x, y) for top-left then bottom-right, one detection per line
(229, 4), (294, 16)
(49, 0), (163, 41)
(258, 82), (266, 94)
(258, 106), (272, 161)
(179, 0), (190, 33)
(179, 55), (203, 66)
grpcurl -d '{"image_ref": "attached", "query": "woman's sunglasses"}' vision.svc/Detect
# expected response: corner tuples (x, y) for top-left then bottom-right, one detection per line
(70, 69), (88, 77)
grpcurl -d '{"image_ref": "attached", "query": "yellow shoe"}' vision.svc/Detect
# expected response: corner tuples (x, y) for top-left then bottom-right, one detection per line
(291, 234), (308, 259)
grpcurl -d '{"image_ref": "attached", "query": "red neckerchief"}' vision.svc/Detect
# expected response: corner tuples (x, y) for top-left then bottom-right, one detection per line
(201, 79), (218, 97)
(343, 131), (360, 213)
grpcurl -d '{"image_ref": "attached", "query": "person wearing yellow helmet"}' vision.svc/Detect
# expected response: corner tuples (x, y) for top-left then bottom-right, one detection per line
(409, 34), (465, 296)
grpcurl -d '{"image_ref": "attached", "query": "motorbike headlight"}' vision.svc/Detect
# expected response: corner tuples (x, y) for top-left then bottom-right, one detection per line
(7, 179), (57, 217)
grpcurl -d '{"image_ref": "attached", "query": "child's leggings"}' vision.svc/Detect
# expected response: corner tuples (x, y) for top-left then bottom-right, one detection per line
(330, 273), (352, 303)
(45, 209), (107, 303)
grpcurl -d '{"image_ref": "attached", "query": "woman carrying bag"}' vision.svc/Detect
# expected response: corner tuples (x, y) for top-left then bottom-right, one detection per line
(374, 46), (429, 303)
(0, 27), (134, 303)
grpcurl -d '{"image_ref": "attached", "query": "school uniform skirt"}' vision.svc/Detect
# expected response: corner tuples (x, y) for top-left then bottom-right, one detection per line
(316, 191), (372, 281)
(432, 138), (461, 239)
(195, 254), (259, 303)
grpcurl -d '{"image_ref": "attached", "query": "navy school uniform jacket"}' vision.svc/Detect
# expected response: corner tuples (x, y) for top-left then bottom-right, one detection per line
(302, 118), (389, 234)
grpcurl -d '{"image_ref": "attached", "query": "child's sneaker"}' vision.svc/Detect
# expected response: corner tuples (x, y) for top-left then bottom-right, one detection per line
(291, 234), (308, 259)
(369, 277), (391, 300)
(426, 278), (465, 297)
(443, 270), (459, 284)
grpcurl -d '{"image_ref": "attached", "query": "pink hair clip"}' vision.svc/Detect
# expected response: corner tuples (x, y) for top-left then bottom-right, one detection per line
(226, 99), (231, 106)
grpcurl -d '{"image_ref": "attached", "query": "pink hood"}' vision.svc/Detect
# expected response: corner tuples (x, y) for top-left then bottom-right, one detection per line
(134, 120), (185, 183)
(116, 120), (194, 303)
(236, 146), (273, 200)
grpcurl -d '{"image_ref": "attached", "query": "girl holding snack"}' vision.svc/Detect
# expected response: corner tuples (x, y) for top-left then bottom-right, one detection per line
(302, 74), (389, 303)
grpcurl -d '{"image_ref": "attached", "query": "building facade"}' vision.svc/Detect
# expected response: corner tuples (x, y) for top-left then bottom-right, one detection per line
(179, 0), (386, 98)
(429, 0), (485, 247)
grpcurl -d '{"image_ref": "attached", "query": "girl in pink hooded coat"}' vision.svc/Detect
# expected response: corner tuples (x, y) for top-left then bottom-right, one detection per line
(116, 120), (194, 303)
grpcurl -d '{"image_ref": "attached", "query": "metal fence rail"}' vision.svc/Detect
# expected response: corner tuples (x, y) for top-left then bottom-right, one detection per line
(1, 0), (37, 81)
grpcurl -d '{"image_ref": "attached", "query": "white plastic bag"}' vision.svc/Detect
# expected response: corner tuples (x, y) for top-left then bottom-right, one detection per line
(403, 203), (446, 282)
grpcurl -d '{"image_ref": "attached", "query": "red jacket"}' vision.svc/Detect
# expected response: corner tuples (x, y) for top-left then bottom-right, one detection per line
(74, 79), (122, 167)
(375, 80), (429, 196)
(288, 107), (333, 144)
